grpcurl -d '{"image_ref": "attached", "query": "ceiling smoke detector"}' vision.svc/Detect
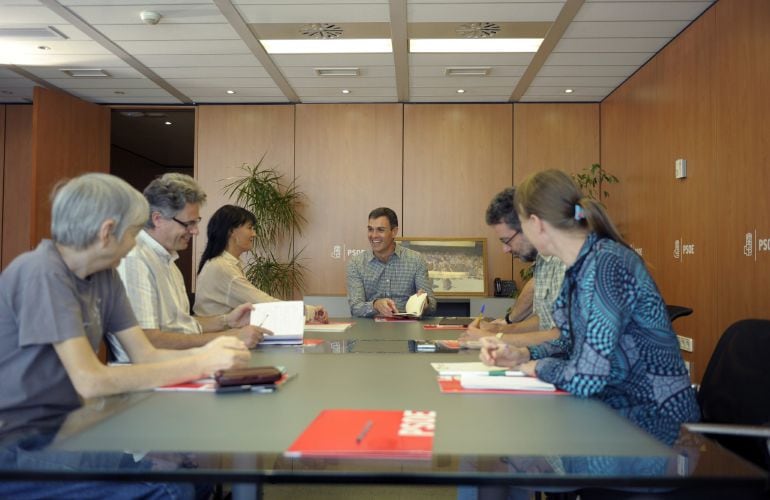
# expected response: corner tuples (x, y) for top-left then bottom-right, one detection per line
(140, 11), (162, 25)
(300, 23), (344, 39)
(456, 22), (501, 39)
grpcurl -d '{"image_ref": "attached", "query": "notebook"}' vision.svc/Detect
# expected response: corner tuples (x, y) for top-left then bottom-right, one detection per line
(250, 301), (305, 345)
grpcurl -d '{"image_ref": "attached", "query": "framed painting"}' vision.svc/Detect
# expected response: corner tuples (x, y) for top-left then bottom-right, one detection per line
(396, 237), (487, 296)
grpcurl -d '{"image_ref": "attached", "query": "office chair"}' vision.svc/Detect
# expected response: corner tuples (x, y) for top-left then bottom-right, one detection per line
(666, 305), (694, 323)
(685, 319), (770, 471)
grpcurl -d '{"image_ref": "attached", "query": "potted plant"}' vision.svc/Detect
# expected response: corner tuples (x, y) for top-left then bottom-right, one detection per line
(572, 163), (619, 203)
(223, 156), (306, 299)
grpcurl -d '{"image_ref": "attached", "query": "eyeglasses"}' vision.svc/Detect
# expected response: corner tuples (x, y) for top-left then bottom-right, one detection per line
(500, 231), (519, 247)
(171, 216), (201, 231)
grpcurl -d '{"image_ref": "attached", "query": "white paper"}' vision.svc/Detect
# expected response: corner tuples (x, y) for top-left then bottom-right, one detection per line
(430, 362), (524, 377)
(303, 322), (353, 333)
(251, 301), (305, 344)
(460, 374), (556, 392)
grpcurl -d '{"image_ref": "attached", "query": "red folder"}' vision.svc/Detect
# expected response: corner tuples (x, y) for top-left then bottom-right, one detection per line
(285, 409), (435, 459)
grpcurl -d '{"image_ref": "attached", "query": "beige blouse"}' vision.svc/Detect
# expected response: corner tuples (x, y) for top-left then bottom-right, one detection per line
(194, 252), (278, 316)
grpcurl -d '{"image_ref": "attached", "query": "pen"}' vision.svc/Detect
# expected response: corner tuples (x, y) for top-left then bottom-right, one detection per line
(356, 420), (373, 444)
(489, 370), (508, 376)
(215, 384), (276, 394)
(258, 314), (270, 327)
(476, 304), (486, 322)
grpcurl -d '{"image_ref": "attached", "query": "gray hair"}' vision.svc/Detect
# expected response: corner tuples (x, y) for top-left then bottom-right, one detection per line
(143, 173), (207, 229)
(51, 173), (149, 249)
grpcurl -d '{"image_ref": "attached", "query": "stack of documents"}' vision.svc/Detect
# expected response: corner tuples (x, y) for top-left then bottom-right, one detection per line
(459, 374), (556, 392)
(303, 322), (354, 333)
(430, 362), (524, 377)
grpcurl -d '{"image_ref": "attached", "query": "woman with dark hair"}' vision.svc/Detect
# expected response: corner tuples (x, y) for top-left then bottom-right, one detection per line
(194, 205), (328, 323)
(481, 169), (698, 445)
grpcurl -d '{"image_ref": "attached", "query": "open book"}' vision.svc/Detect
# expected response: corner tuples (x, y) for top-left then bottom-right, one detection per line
(250, 301), (305, 345)
(392, 293), (428, 319)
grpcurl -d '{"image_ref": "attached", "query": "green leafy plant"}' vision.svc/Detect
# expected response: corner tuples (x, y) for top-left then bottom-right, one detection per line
(572, 163), (619, 203)
(223, 156), (307, 299)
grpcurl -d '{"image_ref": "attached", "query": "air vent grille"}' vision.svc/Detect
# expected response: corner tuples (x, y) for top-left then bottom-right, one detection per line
(456, 22), (500, 39)
(0, 26), (68, 40)
(300, 23), (343, 39)
(60, 69), (111, 78)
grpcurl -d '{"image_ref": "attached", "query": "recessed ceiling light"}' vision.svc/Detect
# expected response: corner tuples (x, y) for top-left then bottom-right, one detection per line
(261, 39), (392, 54)
(456, 89), (465, 94)
(341, 89), (351, 94)
(226, 90), (236, 94)
(113, 90), (125, 95)
(164, 121), (172, 125)
(410, 38), (543, 53)
(564, 88), (574, 94)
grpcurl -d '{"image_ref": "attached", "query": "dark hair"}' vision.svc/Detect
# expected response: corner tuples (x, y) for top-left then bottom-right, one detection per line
(198, 205), (257, 274)
(514, 169), (630, 247)
(485, 187), (521, 231)
(368, 207), (398, 228)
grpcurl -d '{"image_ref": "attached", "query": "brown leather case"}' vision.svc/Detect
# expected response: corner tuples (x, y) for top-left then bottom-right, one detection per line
(214, 366), (282, 387)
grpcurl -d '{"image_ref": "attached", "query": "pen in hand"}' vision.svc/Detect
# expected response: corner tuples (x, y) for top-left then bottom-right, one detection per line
(258, 314), (269, 327)
(356, 420), (373, 444)
(476, 304), (486, 322)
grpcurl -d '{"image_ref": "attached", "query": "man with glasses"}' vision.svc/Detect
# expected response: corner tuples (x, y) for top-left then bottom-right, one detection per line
(108, 173), (268, 362)
(460, 187), (565, 346)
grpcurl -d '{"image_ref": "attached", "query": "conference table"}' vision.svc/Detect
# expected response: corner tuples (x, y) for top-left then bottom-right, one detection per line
(1, 319), (767, 498)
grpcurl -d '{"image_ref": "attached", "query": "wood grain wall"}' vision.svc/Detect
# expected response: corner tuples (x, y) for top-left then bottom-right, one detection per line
(404, 104), (513, 296)
(30, 87), (110, 245)
(1, 105), (33, 270)
(295, 104), (404, 295)
(513, 103), (600, 282)
(601, 0), (769, 382)
(195, 105), (295, 289)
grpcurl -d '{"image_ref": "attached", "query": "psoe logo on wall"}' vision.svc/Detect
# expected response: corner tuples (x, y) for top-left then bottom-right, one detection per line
(744, 230), (770, 260)
(673, 238), (695, 261)
(330, 244), (367, 261)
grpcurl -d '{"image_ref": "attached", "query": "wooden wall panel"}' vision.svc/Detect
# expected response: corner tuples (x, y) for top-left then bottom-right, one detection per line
(1, 105), (33, 269)
(195, 105), (295, 290)
(31, 87), (110, 245)
(295, 104), (403, 295)
(601, 0), (769, 382)
(403, 104), (513, 296)
(713, 0), (770, 326)
(513, 103), (600, 285)
(513, 103), (599, 181)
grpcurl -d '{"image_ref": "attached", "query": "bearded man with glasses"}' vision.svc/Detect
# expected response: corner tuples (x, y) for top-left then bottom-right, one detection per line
(459, 186), (566, 347)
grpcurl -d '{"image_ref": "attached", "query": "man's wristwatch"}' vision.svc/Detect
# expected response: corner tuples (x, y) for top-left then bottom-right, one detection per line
(504, 312), (513, 324)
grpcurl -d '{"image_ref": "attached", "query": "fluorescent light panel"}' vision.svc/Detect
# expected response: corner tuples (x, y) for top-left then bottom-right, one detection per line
(315, 67), (359, 77)
(262, 39), (391, 54)
(410, 38), (543, 53)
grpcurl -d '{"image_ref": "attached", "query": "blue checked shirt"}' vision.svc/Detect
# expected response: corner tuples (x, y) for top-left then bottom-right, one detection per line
(346, 245), (437, 317)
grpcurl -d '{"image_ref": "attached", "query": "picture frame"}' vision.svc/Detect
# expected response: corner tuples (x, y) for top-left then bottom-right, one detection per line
(396, 237), (487, 296)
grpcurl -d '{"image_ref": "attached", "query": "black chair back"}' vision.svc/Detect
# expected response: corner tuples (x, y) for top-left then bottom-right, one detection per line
(698, 319), (770, 470)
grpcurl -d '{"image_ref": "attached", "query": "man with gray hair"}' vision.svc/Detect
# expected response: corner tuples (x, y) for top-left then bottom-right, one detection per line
(109, 173), (267, 362)
(0, 173), (249, 496)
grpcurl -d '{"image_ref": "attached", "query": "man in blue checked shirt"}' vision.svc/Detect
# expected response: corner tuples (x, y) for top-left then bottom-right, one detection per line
(346, 207), (436, 318)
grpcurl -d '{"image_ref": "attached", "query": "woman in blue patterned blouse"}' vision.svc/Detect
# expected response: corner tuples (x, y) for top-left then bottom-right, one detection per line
(481, 169), (699, 444)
